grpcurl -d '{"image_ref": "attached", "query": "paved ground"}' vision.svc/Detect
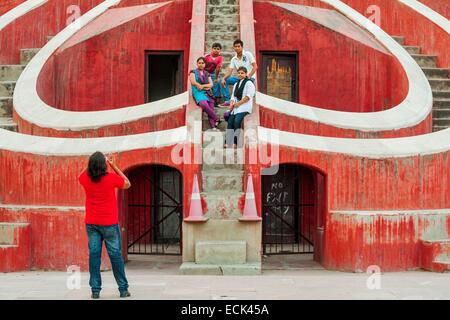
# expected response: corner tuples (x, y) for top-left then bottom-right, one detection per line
(1, 255), (449, 300)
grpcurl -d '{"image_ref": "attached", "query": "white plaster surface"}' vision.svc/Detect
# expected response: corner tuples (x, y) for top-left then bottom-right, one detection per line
(0, 0), (47, 31)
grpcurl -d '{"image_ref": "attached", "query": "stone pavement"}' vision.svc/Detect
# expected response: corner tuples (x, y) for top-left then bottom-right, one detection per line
(0, 255), (449, 300)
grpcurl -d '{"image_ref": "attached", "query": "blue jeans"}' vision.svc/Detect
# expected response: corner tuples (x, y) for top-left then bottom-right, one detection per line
(86, 224), (129, 294)
(226, 112), (250, 147)
(210, 73), (222, 98)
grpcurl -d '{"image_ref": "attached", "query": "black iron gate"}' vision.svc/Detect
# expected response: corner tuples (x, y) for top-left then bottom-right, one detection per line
(126, 165), (182, 255)
(262, 165), (315, 255)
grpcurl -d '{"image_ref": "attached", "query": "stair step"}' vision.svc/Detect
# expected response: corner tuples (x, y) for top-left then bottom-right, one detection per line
(403, 45), (421, 54)
(202, 169), (244, 192)
(411, 54), (438, 68)
(433, 91), (450, 99)
(422, 67), (450, 79)
(20, 48), (41, 65)
(433, 125), (449, 132)
(195, 240), (246, 264)
(0, 65), (25, 81)
(432, 108), (450, 118)
(428, 78), (450, 91)
(206, 23), (239, 33)
(391, 35), (405, 45)
(0, 81), (16, 97)
(432, 118), (450, 127)
(205, 31), (241, 43)
(207, 4), (239, 15)
(203, 147), (244, 167)
(180, 262), (261, 275)
(202, 191), (244, 219)
(433, 98), (450, 108)
(0, 117), (18, 131)
(206, 14), (239, 25)
(0, 97), (13, 117)
(203, 130), (226, 147)
(208, 0), (238, 5)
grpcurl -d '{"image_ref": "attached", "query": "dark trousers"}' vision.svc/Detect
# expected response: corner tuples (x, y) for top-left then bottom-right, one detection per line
(86, 224), (129, 294)
(225, 112), (249, 147)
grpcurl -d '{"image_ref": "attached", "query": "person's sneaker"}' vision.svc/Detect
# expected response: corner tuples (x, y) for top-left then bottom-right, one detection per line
(120, 291), (131, 298)
(91, 292), (100, 299)
(219, 101), (231, 107)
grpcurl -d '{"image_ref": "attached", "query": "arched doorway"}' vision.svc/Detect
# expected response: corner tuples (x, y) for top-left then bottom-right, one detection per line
(120, 165), (183, 259)
(261, 164), (325, 265)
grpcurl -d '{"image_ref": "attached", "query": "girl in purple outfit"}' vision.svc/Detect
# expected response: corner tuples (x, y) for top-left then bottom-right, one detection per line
(189, 57), (220, 130)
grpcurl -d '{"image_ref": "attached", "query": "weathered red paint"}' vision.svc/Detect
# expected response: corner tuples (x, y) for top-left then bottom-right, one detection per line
(420, 0), (450, 19)
(0, 0), (26, 15)
(342, 0), (450, 69)
(254, 1), (409, 113)
(0, 221), (30, 272)
(37, 0), (192, 111)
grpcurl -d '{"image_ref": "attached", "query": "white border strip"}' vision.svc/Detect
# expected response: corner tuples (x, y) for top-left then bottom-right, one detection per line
(258, 126), (450, 158)
(0, 0), (48, 31)
(0, 126), (187, 156)
(257, 0), (432, 132)
(400, 0), (450, 34)
(331, 209), (450, 216)
(13, 0), (187, 131)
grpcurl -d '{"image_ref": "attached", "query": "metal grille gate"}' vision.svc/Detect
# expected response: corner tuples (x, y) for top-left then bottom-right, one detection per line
(262, 165), (315, 255)
(126, 165), (182, 255)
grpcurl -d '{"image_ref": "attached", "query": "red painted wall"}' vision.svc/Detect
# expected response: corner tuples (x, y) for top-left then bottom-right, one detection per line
(420, 0), (450, 19)
(342, 0), (450, 69)
(254, 1), (408, 113)
(0, 0), (25, 15)
(38, 0), (192, 111)
(0, 0), (103, 65)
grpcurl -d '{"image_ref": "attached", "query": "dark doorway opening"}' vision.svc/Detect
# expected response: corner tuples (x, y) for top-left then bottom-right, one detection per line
(146, 51), (183, 102)
(120, 165), (183, 257)
(260, 52), (298, 102)
(261, 164), (325, 264)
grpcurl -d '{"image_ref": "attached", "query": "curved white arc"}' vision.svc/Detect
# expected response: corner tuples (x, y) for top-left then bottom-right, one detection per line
(258, 126), (450, 159)
(399, 0), (450, 33)
(14, 0), (185, 132)
(0, 0), (48, 31)
(0, 126), (187, 156)
(258, 0), (432, 132)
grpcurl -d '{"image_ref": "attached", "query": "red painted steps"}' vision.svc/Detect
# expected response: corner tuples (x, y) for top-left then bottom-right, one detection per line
(0, 222), (31, 272)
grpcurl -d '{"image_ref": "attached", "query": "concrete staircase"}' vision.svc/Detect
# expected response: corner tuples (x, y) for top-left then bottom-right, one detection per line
(0, 222), (31, 272)
(420, 239), (450, 272)
(392, 36), (450, 132)
(0, 47), (42, 132)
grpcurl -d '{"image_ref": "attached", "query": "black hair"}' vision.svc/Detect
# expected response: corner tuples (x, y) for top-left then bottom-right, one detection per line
(237, 66), (248, 74)
(87, 151), (107, 183)
(212, 43), (222, 49)
(196, 57), (206, 63)
(233, 39), (244, 47)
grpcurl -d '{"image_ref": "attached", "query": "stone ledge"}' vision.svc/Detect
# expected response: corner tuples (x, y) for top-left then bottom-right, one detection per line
(180, 262), (261, 275)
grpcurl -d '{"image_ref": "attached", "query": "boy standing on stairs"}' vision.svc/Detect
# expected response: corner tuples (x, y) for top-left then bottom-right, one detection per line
(220, 39), (258, 107)
(204, 43), (224, 107)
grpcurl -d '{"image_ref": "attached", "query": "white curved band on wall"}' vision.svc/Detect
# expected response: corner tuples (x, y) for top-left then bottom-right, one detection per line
(257, 0), (433, 132)
(0, 126), (188, 156)
(0, 0), (48, 31)
(258, 126), (450, 159)
(399, 0), (450, 34)
(13, 0), (187, 131)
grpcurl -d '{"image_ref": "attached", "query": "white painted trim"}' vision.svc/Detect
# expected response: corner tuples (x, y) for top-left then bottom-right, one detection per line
(257, 1), (432, 132)
(0, 204), (84, 211)
(13, 0), (186, 131)
(257, 126), (450, 158)
(331, 209), (450, 216)
(399, 0), (450, 34)
(0, 126), (188, 156)
(0, 0), (48, 31)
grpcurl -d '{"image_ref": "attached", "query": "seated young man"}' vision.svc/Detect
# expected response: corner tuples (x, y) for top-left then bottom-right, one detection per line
(224, 66), (256, 148)
(220, 39), (258, 107)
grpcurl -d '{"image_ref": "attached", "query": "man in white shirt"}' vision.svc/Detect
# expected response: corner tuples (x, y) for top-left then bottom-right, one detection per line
(220, 39), (258, 107)
(225, 66), (256, 148)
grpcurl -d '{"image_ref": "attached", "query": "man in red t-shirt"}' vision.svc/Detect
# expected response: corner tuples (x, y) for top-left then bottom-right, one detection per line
(79, 151), (131, 299)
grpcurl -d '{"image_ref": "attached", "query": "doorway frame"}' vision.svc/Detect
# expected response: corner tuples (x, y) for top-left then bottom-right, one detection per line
(259, 51), (299, 103)
(145, 50), (184, 103)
